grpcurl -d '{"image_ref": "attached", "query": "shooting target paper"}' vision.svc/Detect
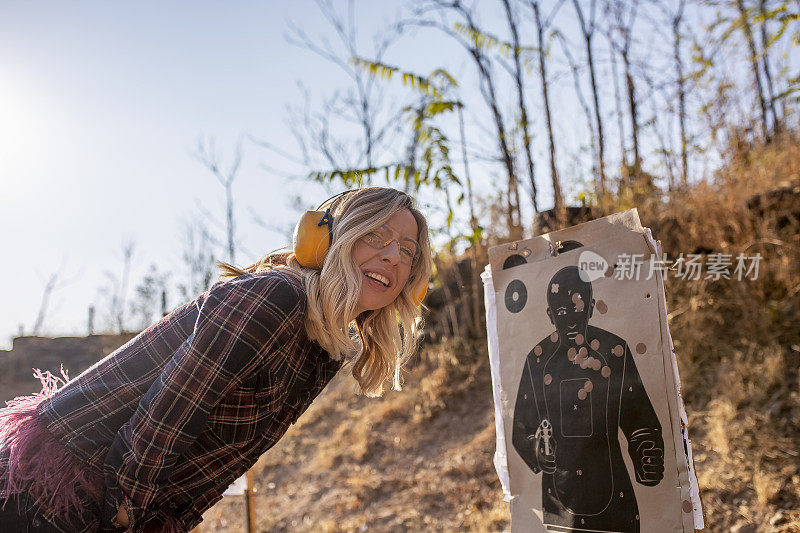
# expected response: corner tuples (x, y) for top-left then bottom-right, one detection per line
(483, 209), (703, 533)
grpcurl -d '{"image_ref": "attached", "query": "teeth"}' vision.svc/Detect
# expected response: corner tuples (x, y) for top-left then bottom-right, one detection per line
(365, 272), (389, 286)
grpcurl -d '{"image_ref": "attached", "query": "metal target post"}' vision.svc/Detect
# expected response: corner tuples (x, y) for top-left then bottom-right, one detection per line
(244, 469), (256, 533)
(197, 467), (256, 532)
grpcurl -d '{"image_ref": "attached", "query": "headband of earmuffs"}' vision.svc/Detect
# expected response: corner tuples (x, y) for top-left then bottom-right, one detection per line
(292, 190), (428, 305)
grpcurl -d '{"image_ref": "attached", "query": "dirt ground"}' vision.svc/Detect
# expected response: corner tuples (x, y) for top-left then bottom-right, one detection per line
(197, 341), (509, 532)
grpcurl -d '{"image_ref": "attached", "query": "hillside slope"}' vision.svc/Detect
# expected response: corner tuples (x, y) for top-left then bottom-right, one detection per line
(198, 340), (510, 532)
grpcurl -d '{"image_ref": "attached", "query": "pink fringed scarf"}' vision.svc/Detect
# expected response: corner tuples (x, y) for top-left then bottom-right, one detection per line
(0, 367), (104, 529)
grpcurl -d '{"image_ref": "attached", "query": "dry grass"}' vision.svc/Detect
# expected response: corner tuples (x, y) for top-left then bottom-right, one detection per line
(640, 135), (800, 532)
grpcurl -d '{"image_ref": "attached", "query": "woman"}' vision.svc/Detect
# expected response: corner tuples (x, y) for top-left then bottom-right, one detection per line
(0, 187), (432, 532)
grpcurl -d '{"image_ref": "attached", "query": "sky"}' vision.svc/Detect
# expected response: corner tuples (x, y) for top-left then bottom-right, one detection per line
(0, 2), (420, 348)
(2, 1), (524, 351)
(0, 0), (763, 350)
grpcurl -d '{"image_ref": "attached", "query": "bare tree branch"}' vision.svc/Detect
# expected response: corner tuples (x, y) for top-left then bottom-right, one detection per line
(193, 135), (244, 262)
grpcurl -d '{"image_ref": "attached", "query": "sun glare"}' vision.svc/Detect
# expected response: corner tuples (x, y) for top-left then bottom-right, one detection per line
(0, 78), (46, 186)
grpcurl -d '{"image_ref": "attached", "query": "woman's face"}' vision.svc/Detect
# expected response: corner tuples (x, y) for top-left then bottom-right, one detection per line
(353, 207), (419, 315)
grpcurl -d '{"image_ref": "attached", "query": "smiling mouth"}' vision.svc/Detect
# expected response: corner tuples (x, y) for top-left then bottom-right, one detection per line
(364, 272), (390, 288)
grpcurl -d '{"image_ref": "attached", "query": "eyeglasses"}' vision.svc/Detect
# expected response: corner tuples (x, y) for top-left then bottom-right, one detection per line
(360, 226), (419, 265)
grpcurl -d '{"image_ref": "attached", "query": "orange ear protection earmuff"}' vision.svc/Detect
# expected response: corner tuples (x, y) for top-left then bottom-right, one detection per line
(292, 190), (428, 305)
(293, 191), (347, 270)
(412, 280), (429, 306)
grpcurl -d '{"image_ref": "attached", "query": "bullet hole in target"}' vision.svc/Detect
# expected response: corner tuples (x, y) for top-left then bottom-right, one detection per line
(572, 292), (585, 312)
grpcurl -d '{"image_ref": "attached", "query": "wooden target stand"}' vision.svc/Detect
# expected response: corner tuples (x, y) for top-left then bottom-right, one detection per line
(190, 468), (256, 533)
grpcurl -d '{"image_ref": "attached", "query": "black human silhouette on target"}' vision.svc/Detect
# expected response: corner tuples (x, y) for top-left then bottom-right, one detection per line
(506, 265), (664, 532)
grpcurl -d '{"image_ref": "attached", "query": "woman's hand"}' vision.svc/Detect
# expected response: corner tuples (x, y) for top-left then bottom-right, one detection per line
(115, 505), (130, 528)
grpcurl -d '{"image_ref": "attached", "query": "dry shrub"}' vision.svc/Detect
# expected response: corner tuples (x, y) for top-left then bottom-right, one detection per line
(754, 470), (784, 507)
(705, 398), (738, 457)
(631, 134), (800, 531)
(343, 466), (382, 508)
(330, 417), (371, 464)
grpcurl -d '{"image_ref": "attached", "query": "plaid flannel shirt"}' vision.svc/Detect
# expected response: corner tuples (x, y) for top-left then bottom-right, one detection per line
(34, 269), (342, 532)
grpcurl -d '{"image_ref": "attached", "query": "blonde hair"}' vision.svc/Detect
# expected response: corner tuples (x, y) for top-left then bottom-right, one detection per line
(217, 187), (432, 397)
